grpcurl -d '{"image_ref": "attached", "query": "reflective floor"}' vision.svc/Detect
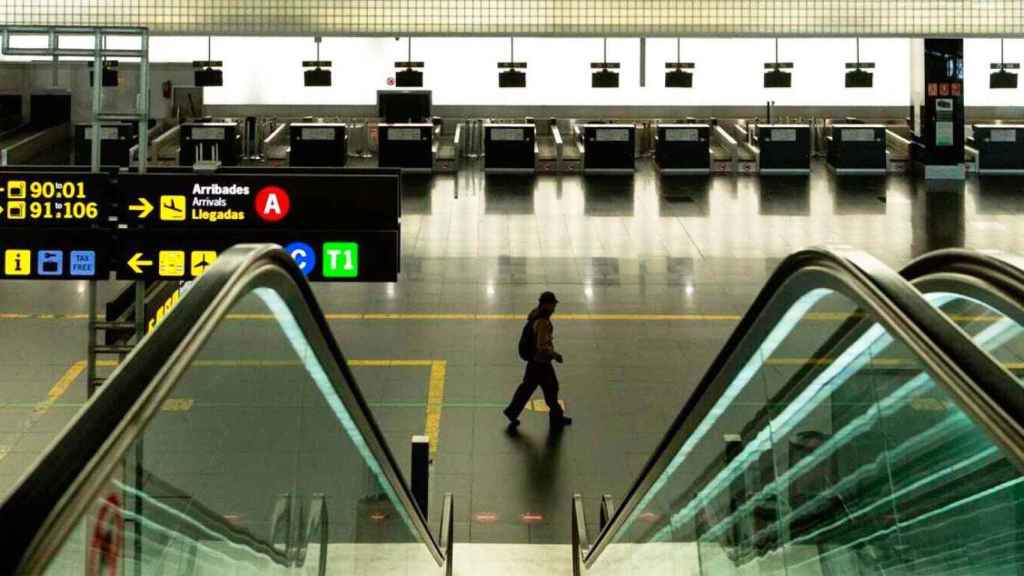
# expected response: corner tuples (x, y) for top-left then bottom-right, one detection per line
(1, 160), (1023, 545)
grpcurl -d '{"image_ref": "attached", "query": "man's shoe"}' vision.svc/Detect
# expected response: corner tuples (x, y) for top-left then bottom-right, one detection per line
(551, 416), (572, 427)
(503, 408), (521, 428)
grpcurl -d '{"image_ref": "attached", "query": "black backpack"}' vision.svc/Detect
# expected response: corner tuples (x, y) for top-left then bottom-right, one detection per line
(517, 319), (536, 361)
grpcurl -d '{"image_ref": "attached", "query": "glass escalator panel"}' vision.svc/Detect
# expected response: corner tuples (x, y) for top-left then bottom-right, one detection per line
(926, 292), (1024, 384)
(589, 287), (1024, 575)
(39, 287), (440, 575)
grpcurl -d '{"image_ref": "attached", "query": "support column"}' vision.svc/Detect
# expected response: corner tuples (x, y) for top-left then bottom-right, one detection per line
(919, 38), (966, 180)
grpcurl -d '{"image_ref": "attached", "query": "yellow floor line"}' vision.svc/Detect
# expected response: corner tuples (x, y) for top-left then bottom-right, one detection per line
(45, 361), (85, 407)
(765, 357), (915, 368)
(349, 359), (437, 368)
(0, 311), (1008, 324)
(0, 361), (84, 464)
(90, 357), (446, 454)
(424, 361), (447, 455)
(526, 399), (567, 413)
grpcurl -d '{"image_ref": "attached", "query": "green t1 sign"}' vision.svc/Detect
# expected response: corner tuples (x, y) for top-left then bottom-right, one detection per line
(322, 242), (359, 278)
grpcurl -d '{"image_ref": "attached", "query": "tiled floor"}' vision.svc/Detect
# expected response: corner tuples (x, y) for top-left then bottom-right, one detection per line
(2, 160), (1024, 548)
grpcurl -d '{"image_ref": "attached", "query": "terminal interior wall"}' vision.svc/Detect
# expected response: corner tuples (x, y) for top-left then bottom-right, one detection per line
(149, 36), (916, 107)
(1, 37), (1021, 111)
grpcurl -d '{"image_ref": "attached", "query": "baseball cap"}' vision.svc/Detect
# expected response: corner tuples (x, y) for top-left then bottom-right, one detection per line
(538, 291), (559, 303)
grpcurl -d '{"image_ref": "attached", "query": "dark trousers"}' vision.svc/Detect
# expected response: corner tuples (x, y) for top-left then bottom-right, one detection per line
(505, 361), (565, 421)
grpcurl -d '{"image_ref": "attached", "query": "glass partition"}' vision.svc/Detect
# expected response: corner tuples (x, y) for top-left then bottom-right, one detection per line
(925, 292), (1024, 383)
(588, 287), (1024, 575)
(41, 287), (440, 575)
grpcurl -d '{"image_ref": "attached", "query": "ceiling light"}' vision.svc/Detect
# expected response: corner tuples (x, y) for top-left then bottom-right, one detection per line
(845, 39), (874, 88)
(665, 39), (694, 88)
(764, 39), (792, 88)
(395, 38), (424, 87)
(498, 38), (526, 88)
(87, 60), (118, 87)
(303, 37), (331, 87)
(592, 38), (620, 88)
(194, 37), (222, 87)
(991, 39), (1019, 89)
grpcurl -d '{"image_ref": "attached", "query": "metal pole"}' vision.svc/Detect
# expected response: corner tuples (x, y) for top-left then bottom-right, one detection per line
(86, 281), (97, 397)
(133, 279), (145, 576)
(90, 30), (102, 173)
(411, 435), (430, 518)
(639, 37), (646, 88)
(86, 30), (103, 399)
(138, 29), (150, 173)
(49, 30), (58, 87)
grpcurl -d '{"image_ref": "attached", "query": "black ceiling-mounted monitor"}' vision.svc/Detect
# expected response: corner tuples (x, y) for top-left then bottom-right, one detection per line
(304, 68), (332, 87)
(303, 60), (332, 87)
(991, 63), (1020, 89)
(845, 62), (875, 88)
(377, 89), (432, 123)
(591, 62), (620, 88)
(764, 63), (793, 88)
(88, 61), (119, 87)
(665, 63), (695, 88)
(193, 60), (223, 87)
(395, 61), (424, 88)
(498, 62), (527, 88)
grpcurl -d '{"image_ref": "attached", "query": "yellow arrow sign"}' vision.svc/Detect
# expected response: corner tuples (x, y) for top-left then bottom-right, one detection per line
(128, 253), (153, 274)
(128, 197), (154, 219)
(0, 205), (4, 216)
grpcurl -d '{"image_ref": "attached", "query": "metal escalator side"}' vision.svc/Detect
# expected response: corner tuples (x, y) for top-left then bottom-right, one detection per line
(0, 244), (450, 575)
(575, 247), (1024, 575)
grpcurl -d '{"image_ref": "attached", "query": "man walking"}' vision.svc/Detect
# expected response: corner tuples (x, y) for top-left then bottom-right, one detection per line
(503, 291), (572, 428)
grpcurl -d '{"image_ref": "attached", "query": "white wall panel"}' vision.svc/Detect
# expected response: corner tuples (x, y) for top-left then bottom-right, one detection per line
(147, 36), (914, 107)
(965, 39), (1024, 107)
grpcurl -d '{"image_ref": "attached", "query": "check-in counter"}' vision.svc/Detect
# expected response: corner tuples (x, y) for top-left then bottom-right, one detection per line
(179, 121), (241, 166)
(655, 123), (711, 174)
(0, 123), (69, 166)
(969, 125), (1024, 174)
(826, 124), (887, 174)
(378, 123), (433, 171)
(75, 123), (135, 167)
(288, 123), (348, 167)
(484, 123), (536, 173)
(581, 123), (635, 173)
(754, 124), (811, 174)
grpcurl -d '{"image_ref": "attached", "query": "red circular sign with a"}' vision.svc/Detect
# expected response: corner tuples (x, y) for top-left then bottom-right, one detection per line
(87, 494), (124, 576)
(255, 186), (291, 223)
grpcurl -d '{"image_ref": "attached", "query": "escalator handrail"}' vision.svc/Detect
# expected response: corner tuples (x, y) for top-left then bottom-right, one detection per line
(0, 244), (445, 574)
(904, 248), (1024, 328)
(582, 246), (1024, 569)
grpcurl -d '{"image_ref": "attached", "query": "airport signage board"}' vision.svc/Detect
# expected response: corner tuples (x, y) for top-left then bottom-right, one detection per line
(0, 169), (400, 282)
(0, 229), (110, 280)
(118, 173), (400, 230)
(0, 172), (108, 226)
(113, 230), (399, 282)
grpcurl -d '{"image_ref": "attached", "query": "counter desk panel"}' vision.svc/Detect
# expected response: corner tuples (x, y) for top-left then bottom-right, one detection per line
(581, 124), (635, 173)
(826, 124), (887, 174)
(289, 123), (348, 168)
(756, 124), (810, 174)
(484, 124), (536, 173)
(378, 123), (433, 171)
(655, 124), (711, 174)
(971, 125), (1024, 173)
